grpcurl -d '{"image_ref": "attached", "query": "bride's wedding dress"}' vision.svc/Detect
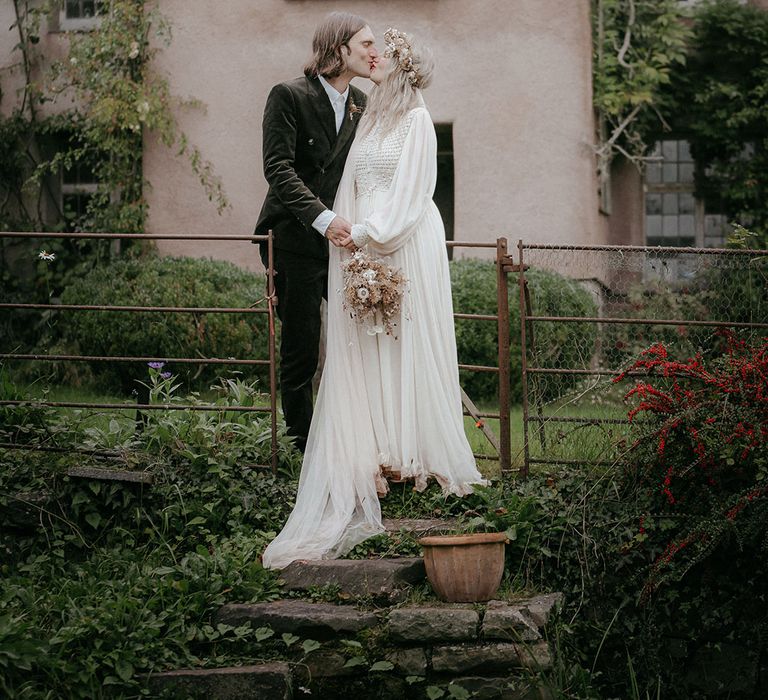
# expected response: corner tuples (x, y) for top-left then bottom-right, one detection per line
(262, 105), (486, 569)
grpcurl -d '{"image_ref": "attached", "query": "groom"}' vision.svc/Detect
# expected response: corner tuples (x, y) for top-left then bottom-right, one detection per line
(254, 12), (377, 452)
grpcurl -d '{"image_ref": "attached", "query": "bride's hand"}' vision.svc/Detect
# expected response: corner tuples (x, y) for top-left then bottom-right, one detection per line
(338, 232), (357, 251)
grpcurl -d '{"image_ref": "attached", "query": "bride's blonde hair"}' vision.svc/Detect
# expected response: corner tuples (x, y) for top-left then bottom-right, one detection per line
(359, 29), (434, 137)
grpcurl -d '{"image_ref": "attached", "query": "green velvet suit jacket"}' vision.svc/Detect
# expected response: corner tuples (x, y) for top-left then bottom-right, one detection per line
(254, 75), (367, 264)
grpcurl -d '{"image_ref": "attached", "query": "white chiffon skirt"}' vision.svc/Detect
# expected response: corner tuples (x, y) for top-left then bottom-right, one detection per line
(261, 194), (486, 570)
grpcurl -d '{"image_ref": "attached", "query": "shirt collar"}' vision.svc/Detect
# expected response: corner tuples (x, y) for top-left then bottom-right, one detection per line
(318, 75), (349, 104)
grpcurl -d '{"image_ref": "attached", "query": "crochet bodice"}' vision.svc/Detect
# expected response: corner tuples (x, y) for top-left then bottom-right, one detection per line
(354, 111), (417, 198)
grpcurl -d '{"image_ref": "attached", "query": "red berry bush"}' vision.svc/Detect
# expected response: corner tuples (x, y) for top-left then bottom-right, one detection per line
(616, 330), (768, 598)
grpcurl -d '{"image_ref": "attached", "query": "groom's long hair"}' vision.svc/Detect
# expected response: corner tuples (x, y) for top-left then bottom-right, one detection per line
(304, 12), (367, 79)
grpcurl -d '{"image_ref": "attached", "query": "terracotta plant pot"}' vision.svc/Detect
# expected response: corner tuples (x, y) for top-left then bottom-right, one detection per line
(418, 532), (508, 603)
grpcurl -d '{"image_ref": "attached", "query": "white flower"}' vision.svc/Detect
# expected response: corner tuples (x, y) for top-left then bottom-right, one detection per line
(367, 324), (384, 336)
(69, 57), (78, 65)
(137, 100), (150, 122)
(356, 287), (370, 300)
(298, 688), (311, 695)
(38, 250), (56, 261)
(128, 41), (140, 60)
(362, 269), (376, 282)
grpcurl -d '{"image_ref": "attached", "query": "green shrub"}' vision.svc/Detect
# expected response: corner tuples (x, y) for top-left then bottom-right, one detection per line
(450, 259), (598, 403)
(0, 368), (300, 699)
(57, 255), (269, 393)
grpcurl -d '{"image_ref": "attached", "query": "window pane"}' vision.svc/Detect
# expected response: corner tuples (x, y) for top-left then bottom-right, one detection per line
(679, 215), (695, 237)
(662, 163), (678, 183)
(646, 162), (661, 184)
(662, 216), (679, 237)
(679, 163), (694, 183)
(662, 193), (678, 215)
(646, 193), (662, 215)
(66, 0), (81, 18)
(62, 160), (97, 186)
(679, 193), (695, 214)
(662, 140), (678, 161)
(646, 215), (662, 237)
(82, 1), (95, 18)
(63, 192), (92, 220)
(679, 141), (693, 162)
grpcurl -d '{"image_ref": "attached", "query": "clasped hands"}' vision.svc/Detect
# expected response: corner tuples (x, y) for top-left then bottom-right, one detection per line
(326, 216), (357, 251)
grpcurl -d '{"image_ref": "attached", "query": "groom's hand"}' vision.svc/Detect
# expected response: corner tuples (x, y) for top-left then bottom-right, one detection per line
(326, 216), (353, 247)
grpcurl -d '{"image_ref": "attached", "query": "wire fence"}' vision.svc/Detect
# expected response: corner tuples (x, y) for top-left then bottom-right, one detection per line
(517, 242), (768, 476)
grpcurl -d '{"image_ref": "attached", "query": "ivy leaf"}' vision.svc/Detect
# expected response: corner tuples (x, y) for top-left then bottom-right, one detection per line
(343, 656), (367, 668)
(85, 512), (101, 529)
(302, 639), (321, 654)
(448, 684), (471, 700)
(254, 627), (274, 642)
(281, 633), (299, 647)
(426, 687), (445, 700)
(370, 660), (394, 672)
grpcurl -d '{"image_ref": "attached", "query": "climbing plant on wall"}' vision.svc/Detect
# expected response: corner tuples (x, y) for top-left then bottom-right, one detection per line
(591, 0), (691, 195)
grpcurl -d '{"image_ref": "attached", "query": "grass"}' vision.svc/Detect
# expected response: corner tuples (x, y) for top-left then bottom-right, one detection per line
(29, 383), (629, 481)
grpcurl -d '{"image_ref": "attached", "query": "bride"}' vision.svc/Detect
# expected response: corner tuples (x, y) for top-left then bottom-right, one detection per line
(262, 29), (486, 570)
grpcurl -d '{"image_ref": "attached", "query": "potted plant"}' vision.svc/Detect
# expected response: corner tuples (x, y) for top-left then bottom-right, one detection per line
(418, 485), (541, 602)
(418, 530), (509, 602)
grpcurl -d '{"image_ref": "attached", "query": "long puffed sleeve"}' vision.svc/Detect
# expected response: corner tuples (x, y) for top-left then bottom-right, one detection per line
(353, 108), (438, 256)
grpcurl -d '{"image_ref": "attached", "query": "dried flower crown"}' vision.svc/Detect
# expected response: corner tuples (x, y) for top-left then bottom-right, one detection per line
(383, 27), (422, 88)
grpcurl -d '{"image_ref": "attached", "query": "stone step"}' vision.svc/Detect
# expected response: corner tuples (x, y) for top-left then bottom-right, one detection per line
(279, 556), (425, 604)
(67, 465), (153, 484)
(383, 517), (460, 536)
(148, 663), (292, 700)
(207, 595), (562, 696)
(215, 600), (379, 640)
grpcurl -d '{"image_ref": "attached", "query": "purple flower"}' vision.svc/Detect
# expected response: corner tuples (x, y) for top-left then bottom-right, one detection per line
(160, 371), (172, 379)
(147, 361), (165, 370)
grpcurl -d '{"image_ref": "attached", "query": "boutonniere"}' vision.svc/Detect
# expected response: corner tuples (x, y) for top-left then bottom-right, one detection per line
(348, 101), (364, 121)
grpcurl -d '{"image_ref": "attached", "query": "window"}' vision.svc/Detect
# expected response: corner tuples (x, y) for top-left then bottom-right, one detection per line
(434, 124), (454, 254)
(58, 0), (107, 31)
(644, 139), (728, 249)
(61, 160), (98, 230)
(644, 138), (729, 280)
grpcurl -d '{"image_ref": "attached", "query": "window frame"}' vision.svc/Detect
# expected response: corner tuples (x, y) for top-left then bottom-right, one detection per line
(55, 0), (107, 32)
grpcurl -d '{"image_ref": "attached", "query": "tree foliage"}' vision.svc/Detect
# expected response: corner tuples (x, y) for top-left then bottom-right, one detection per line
(664, 0), (768, 245)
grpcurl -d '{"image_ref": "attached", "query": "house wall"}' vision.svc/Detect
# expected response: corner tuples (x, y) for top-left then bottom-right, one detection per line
(142, 0), (604, 269)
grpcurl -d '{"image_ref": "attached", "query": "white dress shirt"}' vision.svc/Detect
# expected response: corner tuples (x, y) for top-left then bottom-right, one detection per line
(311, 76), (350, 236)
